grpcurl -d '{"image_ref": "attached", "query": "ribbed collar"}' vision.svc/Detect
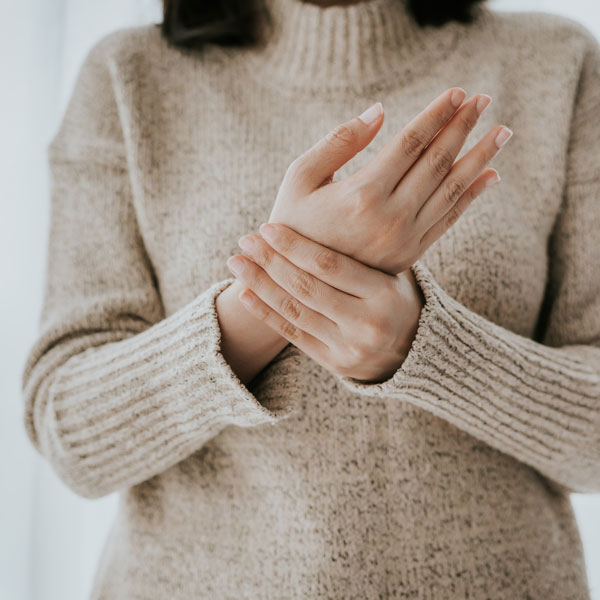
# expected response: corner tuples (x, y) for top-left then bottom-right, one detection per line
(240, 0), (469, 97)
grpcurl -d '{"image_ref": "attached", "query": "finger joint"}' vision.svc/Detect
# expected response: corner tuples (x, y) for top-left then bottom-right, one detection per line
(314, 247), (341, 274)
(400, 127), (428, 160)
(326, 123), (358, 148)
(279, 295), (302, 322)
(427, 146), (454, 178)
(279, 319), (300, 341)
(289, 271), (318, 300)
(442, 178), (467, 208)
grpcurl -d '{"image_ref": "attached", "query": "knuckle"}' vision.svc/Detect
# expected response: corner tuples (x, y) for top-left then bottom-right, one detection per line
(289, 271), (317, 299)
(313, 247), (341, 274)
(400, 127), (428, 159)
(441, 178), (467, 208)
(326, 123), (358, 148)
(279, 295), (302, 321)
(279, 319), (299, 341)
(427, 146), (454, 178)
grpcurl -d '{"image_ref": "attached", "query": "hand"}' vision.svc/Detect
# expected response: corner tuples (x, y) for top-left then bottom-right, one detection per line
(226, 223), (425, 383)
(269, 87), (509, 274)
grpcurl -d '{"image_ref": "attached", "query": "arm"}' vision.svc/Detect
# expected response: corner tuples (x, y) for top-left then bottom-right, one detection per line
(21, 35), (301, 500)
(337, 257), (600, 494)
(228, 87), (503, 380)
(336, 30), (600, 494)
(229, 27), (600, 495)
(227, 205), (599, 494)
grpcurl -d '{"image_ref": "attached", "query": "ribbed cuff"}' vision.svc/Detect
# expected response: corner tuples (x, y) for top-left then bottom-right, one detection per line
(335, 260), (600, 492)
(46, 277), (300, 496)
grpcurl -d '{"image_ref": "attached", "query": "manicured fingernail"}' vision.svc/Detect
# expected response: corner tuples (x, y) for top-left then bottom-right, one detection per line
(476, 94), (492, 116)
(484, 171), (501, 188)
(238, 235), (255, 252)
(451, 87), (467, 107)
(259, 222), (277, 243)
(227, 256), (245, 275)
(358, 102), (383, 126)
(495, 127), (513, 148)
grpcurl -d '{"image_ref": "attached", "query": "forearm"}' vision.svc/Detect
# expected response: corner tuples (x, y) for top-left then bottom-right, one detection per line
(216, 279), (288, 385)
(23, 277), (297, 498)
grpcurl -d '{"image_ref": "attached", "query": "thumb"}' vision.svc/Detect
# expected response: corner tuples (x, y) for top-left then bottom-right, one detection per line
(289, 102), (384, 193)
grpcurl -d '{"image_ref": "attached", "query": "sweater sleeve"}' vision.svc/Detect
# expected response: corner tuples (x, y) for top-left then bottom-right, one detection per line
(335, 28), (600, 495)
(21, 34), (301, 500)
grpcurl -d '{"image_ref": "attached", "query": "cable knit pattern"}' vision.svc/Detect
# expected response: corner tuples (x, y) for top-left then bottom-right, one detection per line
(21, 0), (600, 597)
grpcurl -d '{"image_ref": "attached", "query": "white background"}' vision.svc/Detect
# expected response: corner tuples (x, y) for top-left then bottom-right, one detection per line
(1, 1), (598, 598)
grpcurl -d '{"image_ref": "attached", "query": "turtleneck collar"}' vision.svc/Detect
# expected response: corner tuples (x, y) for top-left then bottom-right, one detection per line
(239, 0), (471, 97)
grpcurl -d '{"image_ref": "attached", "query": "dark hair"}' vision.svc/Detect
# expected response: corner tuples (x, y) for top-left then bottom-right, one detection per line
(160, 0), (486, 49)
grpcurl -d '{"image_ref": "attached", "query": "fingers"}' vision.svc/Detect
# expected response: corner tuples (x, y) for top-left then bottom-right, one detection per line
(392, 93), (491, 214)
(420, 168), (501, 249)
(287, 102), (384, 194)
(358, 86), (467, 196)
(258, 222), (388, 298)
(237, 287), (327, 358)
(237, 232), (355, 322)
(415, 124), (512, 231)
(226, 250), (338, 344)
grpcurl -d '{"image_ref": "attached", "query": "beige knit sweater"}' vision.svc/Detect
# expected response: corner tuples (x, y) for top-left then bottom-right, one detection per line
(22, 0), (600, 597)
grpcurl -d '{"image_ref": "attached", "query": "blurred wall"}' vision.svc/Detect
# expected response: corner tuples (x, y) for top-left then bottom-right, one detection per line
(0, 1), (597, 599)
(0, 3), (161, 599)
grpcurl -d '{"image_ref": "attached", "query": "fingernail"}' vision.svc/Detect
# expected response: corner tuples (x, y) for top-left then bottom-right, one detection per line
(451, 87), (467, 108)
(358, 102), (383, 126)
(495, 127), (513, 148)
(484, 171), (501, 188)
(476, 94), (492, 116)
(226, 256), (244, 275)
(259, 222), (278, 243)
(238, 235), (255, 252)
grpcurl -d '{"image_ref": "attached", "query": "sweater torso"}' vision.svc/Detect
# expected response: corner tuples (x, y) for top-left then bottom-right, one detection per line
(33, 0), (600, 597)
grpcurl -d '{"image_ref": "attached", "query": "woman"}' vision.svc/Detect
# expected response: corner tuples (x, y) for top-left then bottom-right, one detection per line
(22, 0), (599, 597)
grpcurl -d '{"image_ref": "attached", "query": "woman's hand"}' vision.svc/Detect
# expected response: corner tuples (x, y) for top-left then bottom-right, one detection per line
(269, 87), (509, 274)
(226, 223), (425, 384)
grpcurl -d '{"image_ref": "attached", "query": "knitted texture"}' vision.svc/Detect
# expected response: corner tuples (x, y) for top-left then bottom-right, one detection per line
(22, 0), (600, 597)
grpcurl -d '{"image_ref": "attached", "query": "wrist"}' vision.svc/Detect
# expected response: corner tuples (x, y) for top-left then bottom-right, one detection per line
(395, 270), (425, 360)
(218, 278), (288, 352)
